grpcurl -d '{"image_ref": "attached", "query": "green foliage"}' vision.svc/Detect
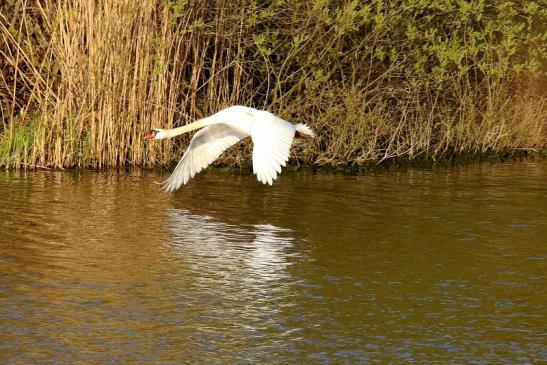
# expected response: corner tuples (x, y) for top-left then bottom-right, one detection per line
(244, 0), (545, 88)
(0, 117), (38, 168)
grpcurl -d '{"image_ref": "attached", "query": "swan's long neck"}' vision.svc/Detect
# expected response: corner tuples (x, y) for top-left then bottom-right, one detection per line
(162, 117), (215, 138)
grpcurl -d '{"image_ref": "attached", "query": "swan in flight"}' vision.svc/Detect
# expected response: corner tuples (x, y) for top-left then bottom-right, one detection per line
(145, 105), (315, 192)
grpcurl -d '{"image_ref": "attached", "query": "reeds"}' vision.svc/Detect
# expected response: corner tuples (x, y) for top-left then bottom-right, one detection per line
(1, 0), (545, 169)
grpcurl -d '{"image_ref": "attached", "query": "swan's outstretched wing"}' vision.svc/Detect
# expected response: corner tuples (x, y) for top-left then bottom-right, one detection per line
(162, 124), (248, 192)
(251, 115), (295, 185)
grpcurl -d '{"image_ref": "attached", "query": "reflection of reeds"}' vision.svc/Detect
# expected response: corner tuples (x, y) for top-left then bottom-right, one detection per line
(0, 1), (545, 169)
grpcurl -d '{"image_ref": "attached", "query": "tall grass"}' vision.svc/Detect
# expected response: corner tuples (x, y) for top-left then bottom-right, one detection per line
(1, 0), (545, 169)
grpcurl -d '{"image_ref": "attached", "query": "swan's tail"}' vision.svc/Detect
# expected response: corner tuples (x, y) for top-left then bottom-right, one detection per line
(294, 123), (315, 139)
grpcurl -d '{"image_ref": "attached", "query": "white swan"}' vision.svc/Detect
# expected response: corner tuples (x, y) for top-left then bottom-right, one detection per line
(145, 105), (315, 192)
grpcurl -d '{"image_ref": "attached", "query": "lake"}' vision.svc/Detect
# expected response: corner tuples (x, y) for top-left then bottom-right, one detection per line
(1, 161), (546, 363)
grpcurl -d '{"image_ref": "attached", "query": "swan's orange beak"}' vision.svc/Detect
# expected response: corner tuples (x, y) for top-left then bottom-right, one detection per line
(144, 129), (158, 140)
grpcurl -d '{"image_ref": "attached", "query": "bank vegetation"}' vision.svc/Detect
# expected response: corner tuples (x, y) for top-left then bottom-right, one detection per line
(1, 0), (546, 169)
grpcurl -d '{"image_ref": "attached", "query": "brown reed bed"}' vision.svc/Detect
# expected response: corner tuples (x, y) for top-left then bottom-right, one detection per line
(1, 0), (545, 170)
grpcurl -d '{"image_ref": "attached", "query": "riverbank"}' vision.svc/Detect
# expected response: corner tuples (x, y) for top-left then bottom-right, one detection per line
(1, 1), (545, 169)
(8, 149), (543, 178)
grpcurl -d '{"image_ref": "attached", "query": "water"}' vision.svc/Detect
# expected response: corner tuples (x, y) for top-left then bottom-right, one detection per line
(0, 162), (546, 364)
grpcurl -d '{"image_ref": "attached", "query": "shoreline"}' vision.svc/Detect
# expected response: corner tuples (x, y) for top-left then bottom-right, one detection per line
(3, 149), (544, 173)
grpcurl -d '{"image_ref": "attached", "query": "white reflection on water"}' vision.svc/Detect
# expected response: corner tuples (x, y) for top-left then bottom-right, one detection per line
(164, 208), (295, 294)
(162, 208), (299, 348)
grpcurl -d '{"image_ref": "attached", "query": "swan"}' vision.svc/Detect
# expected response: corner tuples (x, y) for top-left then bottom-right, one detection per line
(145, 105), (315, 192)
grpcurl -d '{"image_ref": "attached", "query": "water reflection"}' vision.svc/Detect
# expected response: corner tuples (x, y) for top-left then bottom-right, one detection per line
(164, 209), (298, 334)
(166, 207), (295, 281)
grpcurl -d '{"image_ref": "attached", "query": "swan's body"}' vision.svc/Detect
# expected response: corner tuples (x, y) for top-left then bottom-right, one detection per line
(145, 105), (314, 192)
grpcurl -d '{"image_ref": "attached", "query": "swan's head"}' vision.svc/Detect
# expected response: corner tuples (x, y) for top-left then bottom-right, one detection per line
(144, 129), (167, 140)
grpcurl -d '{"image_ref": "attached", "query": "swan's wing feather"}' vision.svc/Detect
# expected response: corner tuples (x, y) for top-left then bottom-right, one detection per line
(162, 124), (248, 192)
(251, 115), (295, 185)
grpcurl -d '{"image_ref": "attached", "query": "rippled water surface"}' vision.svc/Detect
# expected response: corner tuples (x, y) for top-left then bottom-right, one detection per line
(1, 162), (546, 364)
